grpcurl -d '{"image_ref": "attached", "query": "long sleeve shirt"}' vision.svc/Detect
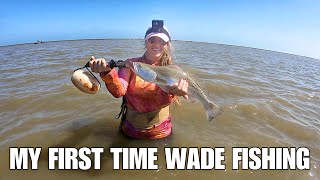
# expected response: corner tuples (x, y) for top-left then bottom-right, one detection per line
(100, 56), (174, 113)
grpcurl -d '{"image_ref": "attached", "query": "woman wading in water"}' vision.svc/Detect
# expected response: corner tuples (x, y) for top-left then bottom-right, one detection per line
(89, 20), (188, 139)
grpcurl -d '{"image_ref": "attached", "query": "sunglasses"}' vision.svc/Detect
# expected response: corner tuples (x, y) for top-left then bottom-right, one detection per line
(147, 37), (167, 46)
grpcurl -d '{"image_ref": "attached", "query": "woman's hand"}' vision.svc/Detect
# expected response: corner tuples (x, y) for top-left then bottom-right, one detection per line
(89, 56), (112, 73)
(169, 79), (189, 99)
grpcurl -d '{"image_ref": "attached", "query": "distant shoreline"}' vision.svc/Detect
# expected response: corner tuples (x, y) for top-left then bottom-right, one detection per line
(0, 38), (318, 61)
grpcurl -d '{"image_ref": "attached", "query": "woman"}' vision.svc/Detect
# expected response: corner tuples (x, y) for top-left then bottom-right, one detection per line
(89, 20), (188, 139)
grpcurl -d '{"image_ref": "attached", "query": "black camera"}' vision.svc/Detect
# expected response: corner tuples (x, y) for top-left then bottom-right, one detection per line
(152, 20), (164, 30)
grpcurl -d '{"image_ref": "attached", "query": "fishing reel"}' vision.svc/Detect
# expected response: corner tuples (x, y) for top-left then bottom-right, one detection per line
(71, 59), (125, 94)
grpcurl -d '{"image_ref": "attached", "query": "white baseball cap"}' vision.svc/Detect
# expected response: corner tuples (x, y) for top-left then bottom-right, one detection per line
(144, 20), (171, 42)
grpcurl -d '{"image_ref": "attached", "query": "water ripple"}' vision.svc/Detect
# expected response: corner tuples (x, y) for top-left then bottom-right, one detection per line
(0, 39), (319, 179)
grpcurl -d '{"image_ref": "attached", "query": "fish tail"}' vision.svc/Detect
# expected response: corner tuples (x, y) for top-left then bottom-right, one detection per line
(206, 102), (223, 121)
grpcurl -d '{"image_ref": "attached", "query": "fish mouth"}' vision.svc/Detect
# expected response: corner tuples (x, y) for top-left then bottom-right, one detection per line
(125, 61), (134, 69)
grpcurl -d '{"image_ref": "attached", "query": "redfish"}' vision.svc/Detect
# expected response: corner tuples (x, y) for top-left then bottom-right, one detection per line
(127, 62), (222, 121)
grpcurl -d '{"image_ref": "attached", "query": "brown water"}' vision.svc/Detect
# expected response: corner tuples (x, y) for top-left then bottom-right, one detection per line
(0, 39), (319, 180)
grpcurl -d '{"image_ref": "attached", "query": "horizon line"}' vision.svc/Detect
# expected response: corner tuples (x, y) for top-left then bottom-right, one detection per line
(1, 38), (319, 61)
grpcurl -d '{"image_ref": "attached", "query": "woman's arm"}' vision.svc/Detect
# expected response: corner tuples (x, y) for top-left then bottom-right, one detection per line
(100, 67), (131, 98)
(89, 56), (131, 98)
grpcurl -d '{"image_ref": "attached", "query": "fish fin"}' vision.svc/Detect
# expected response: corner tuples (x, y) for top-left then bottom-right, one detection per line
(189, 97), (198, 103)
(206, 102), (223, 121)
(158, 85), (170, 93)
(155, 75), (169, 84)
(191, 99), (197, 103)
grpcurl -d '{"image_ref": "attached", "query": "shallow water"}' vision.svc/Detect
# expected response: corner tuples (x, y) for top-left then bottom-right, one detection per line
(0, 39), (319, 180)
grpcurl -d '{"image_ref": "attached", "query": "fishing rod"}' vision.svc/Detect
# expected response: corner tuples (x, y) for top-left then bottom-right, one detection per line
(71, 59), (126, 94)
(73, 60), (126, 72)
